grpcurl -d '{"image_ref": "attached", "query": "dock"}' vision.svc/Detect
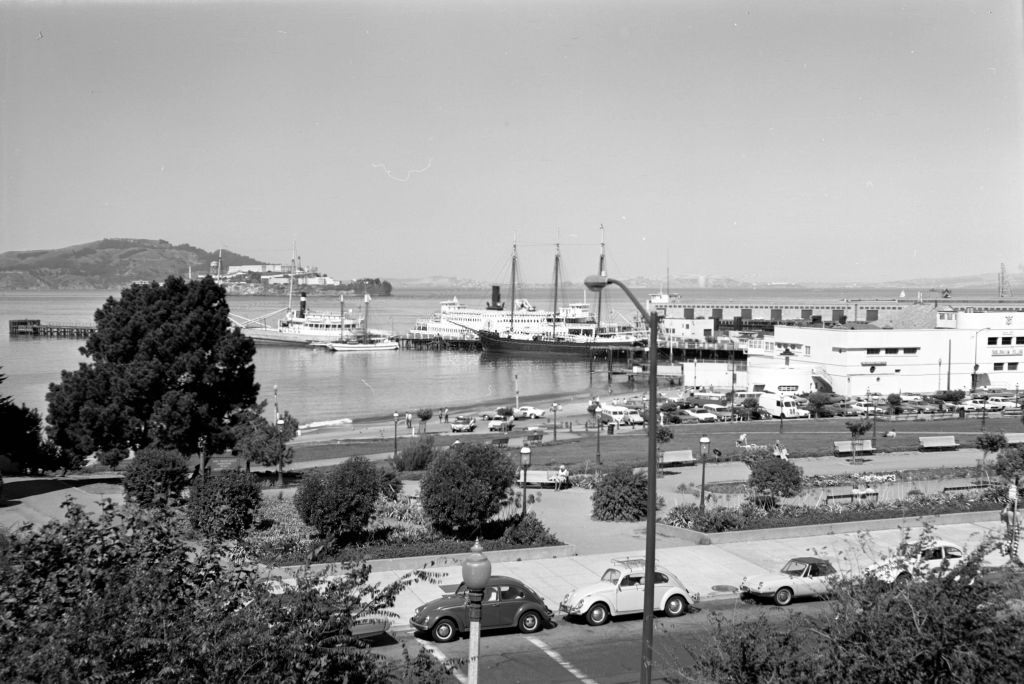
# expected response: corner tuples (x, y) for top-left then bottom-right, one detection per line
(9, 319), (95, 338)
(396, 336), (481, 351)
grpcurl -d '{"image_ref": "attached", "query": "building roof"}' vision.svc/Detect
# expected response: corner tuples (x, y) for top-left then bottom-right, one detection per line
(886, 303), (938, 329)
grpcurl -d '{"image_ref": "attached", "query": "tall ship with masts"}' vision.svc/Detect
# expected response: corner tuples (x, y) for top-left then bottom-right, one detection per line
(477, 231), (645, 358)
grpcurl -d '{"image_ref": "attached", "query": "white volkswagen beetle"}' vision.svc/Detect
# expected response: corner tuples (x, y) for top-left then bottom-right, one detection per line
(559, 558), (698, 626)
(740, 557), (839, 606)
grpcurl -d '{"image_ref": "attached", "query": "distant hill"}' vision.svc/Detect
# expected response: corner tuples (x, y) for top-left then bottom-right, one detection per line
(0, 239), (259, 289)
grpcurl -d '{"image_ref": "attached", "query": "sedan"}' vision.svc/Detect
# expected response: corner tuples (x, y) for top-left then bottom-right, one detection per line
(450, 416), (477, 432)
(955, 399), (988, 412)
(866, 539), (965, 586)
(514, 405), (546, 419)
(682, 409), (718, 423)
(410, 576), (555, 642)
(740, 557), (838, 606)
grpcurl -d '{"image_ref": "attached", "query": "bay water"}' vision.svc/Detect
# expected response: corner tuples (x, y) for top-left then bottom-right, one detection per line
(1, 284), (937, 426)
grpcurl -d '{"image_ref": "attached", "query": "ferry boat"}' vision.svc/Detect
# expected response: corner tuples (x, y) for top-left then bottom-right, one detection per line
(233, 292), (364, 346)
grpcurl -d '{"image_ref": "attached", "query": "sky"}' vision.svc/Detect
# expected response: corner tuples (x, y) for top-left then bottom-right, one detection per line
(2, 0), (1023, 285)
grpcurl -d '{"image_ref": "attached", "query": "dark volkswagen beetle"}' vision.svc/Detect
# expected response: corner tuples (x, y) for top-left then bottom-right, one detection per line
(410, 575), (555, 642)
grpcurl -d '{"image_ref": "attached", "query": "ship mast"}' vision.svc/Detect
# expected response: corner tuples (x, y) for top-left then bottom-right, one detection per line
(552, 244), (561, 339)
(510, 242), (518, 334)
(596, 225), (606, 330)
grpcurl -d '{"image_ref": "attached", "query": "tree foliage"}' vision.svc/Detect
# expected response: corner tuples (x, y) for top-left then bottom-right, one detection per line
(688, 538), (1024, 683)
(419, 443), (516, 536)
(46, 277), (259, 463)
(806, 391), (832, 417)
(232, 407), (298, 485)
(121, 447), (189, 506)
(845, 418), (872, 438)
(395, 435), (438, 471)
(293, 457), (393, 544)
(746, 454), (804, 498)
(591, 465), (648, 521)
(976, 432), (1008, 466)
(187, 470), (263, 540)
(0, 500), (445, 682)
(994, 445), (1024, 483)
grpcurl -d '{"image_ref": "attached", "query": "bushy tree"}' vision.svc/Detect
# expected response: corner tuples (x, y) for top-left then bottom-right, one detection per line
(187, 470), (262, 540)
(121, 447), (189, 506)
(293, 457), (393, 544)
(746, 454), (803, 498)
(592, 465), (648, 521)
(994, 446), (1024, 483)
(886, 392), (903, 415)
(688, 540), (1024, 682)
(46, 277), (259, 473)
(419, 443), (516, 536)
(0, 368), (53, 474)
(976, 432), (1008, 467)
(806, 391), (832, 418)
(936, 389), (966, 403)
(0, 500), (444, 682)
(416, 408), (433, 433)
(395, 435), (438, 471)
(232, 407), (299, 486)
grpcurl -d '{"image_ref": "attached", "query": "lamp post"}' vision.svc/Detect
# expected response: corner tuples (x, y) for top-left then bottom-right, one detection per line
(699, 434), (710, 513)
(462, 540), (491, 684)
(551, 403), (561, 442)
(585, 274), (659, 684)
(595, 407), (602, 465)
(520, 446), (532, 518)
(392, 412), (400, 462)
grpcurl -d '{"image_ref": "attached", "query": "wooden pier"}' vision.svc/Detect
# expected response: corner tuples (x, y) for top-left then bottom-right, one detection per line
(396, 336), (481, 351)
(9, 319), (95, 338)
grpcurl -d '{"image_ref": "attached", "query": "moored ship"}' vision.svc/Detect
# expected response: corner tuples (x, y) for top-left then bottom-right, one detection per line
(233, 292), (364, 346)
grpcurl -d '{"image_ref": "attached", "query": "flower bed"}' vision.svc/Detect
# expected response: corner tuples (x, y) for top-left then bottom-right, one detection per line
(244, 495), (562, 566)
(660, 488), (1004, 534)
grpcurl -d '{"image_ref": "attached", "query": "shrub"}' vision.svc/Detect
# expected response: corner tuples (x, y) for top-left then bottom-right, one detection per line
(420, 443), (516, 536)
(592, 465), (648, 521)
(395, 435), (438, 471)
(122, 448), (189, 506)
(499, 512), (560, 547)
(293, 456), (386, 544)
(747, 456), (804, 498)
(188, 470), (262, 540)
(994, 446), (1024, 482)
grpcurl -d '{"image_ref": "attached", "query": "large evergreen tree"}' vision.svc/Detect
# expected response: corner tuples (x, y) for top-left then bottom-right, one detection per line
(46, 277), (259, 469)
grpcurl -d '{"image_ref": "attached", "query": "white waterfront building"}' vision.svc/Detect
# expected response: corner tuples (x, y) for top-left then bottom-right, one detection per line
(743, 308), (1024, 397)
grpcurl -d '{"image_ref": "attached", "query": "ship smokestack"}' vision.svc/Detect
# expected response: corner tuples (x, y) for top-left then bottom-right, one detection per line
(299, 292), (307, 318)
(489, 285), (503, 310)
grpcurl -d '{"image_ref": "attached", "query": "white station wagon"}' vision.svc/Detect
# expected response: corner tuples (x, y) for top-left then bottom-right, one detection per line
(559, 558), (698, 626)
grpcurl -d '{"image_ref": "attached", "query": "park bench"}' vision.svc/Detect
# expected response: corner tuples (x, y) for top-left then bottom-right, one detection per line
(661, 449), (696, 467)
(942, 484), (990, 494)
(825, 491), (880, 504)
(524, 431), (545, 447)
(489, 437), (509, 448)
(919, 435), (959, 451)
(517, 469), (561, 488)
(833, 440), (874, 456)
(1004, 433), (1024, 446)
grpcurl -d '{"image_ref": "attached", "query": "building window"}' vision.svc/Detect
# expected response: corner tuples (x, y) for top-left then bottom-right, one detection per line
(1010, 363), (1019, 371)
(988, 337), (998, 345)
(866, 349), (880, 355)
(995, 363), (1005, 371)
(1017, 337), (1024, 345)
(1003, 337), (1012, 345)
(885, 348), (899, 354)
(903, 348), (918, 354)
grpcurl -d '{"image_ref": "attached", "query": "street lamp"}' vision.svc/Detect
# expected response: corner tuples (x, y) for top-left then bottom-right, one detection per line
(461, 540), (491, 684)
(585, 273), (659, 684)
(392, 412), (400, 462)
(520, 446), (532, 518)
(551, 403), (561, 442)
(699, 435), (710, 513)
(595, 406), (602, 465)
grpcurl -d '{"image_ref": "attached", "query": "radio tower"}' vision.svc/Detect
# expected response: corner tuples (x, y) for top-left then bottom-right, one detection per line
(998, 262), (1013, 298)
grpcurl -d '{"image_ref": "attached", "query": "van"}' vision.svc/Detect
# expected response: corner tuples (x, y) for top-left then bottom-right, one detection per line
(758, 391), (806, 419)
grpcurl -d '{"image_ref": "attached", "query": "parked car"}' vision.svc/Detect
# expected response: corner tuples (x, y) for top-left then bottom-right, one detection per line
(514, 405), (546, 419)
(954, 399), (988, 412)
(480, 407), (513, 420)
(866, 539), (965, 586)
(682, 409), (718, 423)
(488, 414), (515, 431)
(984, 397), (1017, 411)
(450, 416), (477, 432)
(740, 557), (838, 606)
(847, 402), (881, 415)
(410, 575), (555, 642)
(560, 558), (698, 626)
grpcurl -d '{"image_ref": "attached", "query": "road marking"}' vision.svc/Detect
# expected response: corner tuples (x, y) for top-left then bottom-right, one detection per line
(415, 638), (467, 684)
(525, 635), (600, 683)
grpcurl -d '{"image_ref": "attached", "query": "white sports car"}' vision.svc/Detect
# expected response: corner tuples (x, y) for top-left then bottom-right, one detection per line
(740, 557), (838, 606)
